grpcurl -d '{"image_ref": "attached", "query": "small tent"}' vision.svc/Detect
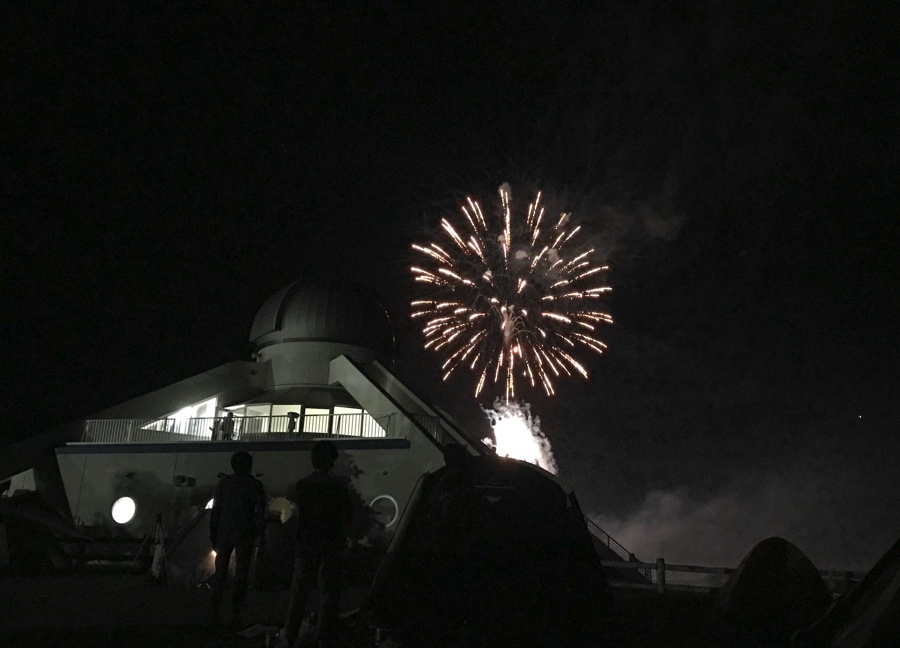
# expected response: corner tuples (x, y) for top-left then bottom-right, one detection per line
(0, 491), (87, 575)
(165, 508), (217, 587)
(792, 536), (900, 648)
(165, 504), (298, 588)
(706, 537), (832, 646)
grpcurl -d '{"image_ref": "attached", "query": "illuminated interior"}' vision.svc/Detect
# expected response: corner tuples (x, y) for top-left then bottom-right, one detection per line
(133, 397), (386, 440)
(223, 403), (385, 437)
(142, 397), (219, 437)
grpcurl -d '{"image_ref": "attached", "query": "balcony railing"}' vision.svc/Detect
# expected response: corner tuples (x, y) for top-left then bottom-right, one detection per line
(80, 414), (401, 444)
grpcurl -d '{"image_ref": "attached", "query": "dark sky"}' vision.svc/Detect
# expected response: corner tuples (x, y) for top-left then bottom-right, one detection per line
(3, 2), (897, 568)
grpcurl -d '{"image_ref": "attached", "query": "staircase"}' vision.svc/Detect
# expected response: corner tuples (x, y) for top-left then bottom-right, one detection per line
(584, 516), (651, 581)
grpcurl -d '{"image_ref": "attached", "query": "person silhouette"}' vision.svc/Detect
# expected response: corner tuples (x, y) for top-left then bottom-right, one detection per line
(209, 451), (266, 628)
(279, 441), (353, 648)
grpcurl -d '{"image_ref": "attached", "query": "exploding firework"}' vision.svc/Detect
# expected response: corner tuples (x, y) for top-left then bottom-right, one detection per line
(410, 183), (612, 400)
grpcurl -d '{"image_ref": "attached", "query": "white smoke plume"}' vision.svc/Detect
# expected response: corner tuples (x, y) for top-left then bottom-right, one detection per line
(589, 468), (897, 571)
(483, 400), (558, 474)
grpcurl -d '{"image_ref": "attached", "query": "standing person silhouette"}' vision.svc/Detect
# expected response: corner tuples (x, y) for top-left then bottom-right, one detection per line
(209, 451), (266, 628)
(221, 411), (236, 440)
(279, 441), (353, 648)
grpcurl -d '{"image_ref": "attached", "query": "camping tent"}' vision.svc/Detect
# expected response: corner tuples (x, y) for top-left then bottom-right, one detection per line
(363, 454), (614, 647)
(165, 508), (217, 587)
(165, 505), (297, 588)
(706, 536), (832, 646)
(0, 491), (88, 575)
(792, 536), (900, 648)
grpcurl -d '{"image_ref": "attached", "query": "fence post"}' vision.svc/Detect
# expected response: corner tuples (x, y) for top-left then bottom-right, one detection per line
(656, 558), (666, 595)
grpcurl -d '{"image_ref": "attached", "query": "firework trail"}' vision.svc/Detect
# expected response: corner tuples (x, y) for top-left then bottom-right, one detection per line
(410, 183), (612, 401)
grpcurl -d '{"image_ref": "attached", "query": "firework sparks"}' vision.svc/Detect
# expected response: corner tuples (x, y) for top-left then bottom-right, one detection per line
(410, 183), (612, 400)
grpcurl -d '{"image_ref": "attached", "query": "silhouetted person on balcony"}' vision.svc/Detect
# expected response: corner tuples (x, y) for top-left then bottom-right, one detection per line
(221, 412), (236, 440)
(209, 451), (266, 628)
(286, 412), (299, 436)
(211, 416), (224, 440)
(280, 440), (353, 648)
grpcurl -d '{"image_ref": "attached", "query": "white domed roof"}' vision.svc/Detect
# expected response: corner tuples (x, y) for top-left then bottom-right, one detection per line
(249, 277), (395, 358)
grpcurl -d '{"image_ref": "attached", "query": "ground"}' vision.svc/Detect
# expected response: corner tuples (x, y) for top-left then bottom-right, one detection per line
(0, 570), (714, 647)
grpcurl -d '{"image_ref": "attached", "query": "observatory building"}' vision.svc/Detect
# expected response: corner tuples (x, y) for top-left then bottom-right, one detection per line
(1, 276), (629, 567)
(2, 278), (487, 549)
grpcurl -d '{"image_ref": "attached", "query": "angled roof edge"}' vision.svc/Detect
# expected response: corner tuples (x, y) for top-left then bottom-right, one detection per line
(89, 360), (268, 420)
(0, 420), (84, 483)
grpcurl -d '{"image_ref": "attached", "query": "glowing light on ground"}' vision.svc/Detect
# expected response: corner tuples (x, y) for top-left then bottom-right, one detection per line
(484, 400), (558, 474)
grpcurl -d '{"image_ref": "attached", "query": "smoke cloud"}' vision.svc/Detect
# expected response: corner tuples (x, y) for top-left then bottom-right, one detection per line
(590, 467), (898, 572)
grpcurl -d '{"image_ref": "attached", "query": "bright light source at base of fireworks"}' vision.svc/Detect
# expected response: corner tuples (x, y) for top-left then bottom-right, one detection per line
(484, 400), (558, 474)
(410, 183), (612, 401)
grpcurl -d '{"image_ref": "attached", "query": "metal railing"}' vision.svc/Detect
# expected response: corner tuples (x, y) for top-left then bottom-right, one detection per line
(599, 558), (867, 597)
(584, 516), (634, 562)
(81, 414), (398, 443)
(409, 413), (452, 446)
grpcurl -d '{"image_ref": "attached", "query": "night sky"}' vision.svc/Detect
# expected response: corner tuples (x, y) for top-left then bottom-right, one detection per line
(4, 2), (897, 569)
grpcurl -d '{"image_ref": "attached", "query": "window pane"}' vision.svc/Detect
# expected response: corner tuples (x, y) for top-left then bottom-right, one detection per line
(303, 408), (330, 433)
(272, 405), (303, 416)
(333, 407), (361, 436)
(243, 404), (271, 435)
(271, 405), (302, 433)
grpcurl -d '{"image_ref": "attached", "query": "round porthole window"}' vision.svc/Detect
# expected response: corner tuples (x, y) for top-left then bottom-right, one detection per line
(369, 494), (399, 528)
(111, 496), (136, 524)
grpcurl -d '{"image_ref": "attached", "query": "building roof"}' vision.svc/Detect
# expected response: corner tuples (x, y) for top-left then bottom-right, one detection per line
(241, 386), (361, 409)
(249, 277), (395, 357)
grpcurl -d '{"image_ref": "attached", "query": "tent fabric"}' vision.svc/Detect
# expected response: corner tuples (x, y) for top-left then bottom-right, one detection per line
(0, 490), (89, 539)
(0, 491), (87, 575)
(164, 508), (297, 589)
(0, 513), (68, 575)
(363, 454), (614, 647)
(793, 536), (900, 648)
(165, 509), (217, 587)
(706, 536), (832, 646)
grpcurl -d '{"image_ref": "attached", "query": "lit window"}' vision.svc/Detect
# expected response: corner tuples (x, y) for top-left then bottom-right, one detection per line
(140, 397), (219, 436)
(333, 406), (362, 436)
(303, 408), (330, 433)
(111, 497), (136, 524)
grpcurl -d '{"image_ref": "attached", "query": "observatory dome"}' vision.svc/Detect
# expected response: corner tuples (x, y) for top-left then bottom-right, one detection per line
(250, 277), (395, 359)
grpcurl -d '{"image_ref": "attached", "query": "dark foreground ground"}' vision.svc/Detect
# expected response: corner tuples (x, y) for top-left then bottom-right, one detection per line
(0, 571), (713, 648)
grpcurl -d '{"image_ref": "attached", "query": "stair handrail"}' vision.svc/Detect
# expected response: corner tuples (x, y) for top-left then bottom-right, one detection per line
(583, 515), (632, 562)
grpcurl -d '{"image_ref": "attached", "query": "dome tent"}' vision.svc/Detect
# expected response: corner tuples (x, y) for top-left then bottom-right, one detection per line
(362, 453), (615, 647)
(793, 535), (900, 648)
(0, 491), (85, 575)
(705, 537), (832, 646)
(165, 509), (216, 587)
